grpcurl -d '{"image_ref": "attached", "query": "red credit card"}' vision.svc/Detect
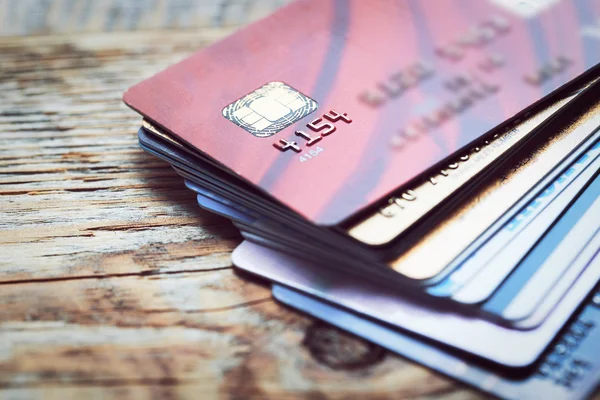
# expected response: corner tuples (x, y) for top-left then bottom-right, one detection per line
(124, 0), (600, 226)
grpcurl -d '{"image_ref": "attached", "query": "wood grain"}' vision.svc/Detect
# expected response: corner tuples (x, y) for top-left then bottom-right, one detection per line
(1, 22), (596, 400)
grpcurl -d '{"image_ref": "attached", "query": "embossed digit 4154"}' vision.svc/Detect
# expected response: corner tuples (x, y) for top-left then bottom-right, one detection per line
(274, 109), (352, 153)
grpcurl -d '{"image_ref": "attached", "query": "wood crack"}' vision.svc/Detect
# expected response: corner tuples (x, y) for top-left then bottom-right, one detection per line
(0, 378), (195, 389)
(0, 267), (236, 286)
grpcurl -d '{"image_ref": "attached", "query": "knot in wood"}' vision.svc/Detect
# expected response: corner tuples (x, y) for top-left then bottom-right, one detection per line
(303, 321), (385, 370)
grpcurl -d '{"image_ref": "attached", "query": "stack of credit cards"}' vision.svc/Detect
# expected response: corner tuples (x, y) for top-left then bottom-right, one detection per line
(123, 1), (600, 398)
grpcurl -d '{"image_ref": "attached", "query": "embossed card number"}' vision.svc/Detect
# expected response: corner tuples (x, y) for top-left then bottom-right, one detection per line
(274, 109), (352, 154)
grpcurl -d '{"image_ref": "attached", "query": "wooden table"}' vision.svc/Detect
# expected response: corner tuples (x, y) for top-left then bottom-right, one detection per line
(1, 25), (594, 400)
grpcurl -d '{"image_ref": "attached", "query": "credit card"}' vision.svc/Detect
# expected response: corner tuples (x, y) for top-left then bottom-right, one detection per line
(124, 0), (600, 227)
(447, 137), (600, 303)
(272, 282), (600, 400)
(232, 240), (600, 367)
(483, 172), (600, 319)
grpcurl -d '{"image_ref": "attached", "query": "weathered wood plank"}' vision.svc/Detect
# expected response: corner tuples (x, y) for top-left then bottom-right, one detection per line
(0, 268), (468, 398)
(0, 31), (243, 283)
(1, 24), (582, 399)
